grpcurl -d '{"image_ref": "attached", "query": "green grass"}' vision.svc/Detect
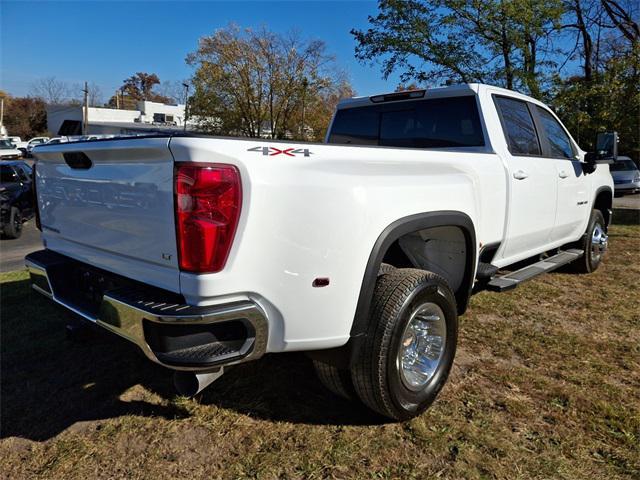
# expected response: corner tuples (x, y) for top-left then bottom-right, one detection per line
(1, 225), (639, 479)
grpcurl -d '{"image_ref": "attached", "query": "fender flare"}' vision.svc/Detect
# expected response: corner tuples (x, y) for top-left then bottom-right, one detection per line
(593, 186), (613, 228)
(350, 211), (477, 340)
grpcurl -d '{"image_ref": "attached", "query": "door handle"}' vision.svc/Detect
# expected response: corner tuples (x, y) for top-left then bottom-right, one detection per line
(558, 170), (569, 178)
(513, 170), (529, 180)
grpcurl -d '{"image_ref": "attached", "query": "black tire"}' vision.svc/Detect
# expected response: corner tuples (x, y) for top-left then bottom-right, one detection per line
(571, 209), (607, 274)
(378, 262), (396, 276)
(351, 268), (458, 420)
(4, 207), (23, 239)
(313, 359), (356, 400)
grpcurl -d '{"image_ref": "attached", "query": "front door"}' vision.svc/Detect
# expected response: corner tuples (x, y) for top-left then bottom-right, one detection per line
(532, 105), (589, 242)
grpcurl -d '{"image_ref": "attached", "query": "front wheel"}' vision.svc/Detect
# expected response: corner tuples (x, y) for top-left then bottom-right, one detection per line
(351, 268), (458, 420)
(571, 209), (607, 274)
(3, 207), (23, 239)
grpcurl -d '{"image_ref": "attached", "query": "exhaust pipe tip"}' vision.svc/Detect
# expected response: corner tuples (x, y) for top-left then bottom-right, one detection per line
(173, 368), (224, 397)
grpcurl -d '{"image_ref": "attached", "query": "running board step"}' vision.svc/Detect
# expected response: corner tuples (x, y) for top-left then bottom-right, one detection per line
(486, 249), (583, 292)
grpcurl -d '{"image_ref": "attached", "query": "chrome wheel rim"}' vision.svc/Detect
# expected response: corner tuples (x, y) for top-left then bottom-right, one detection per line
(591, 222), (607, 262)
(398, 302), (446, 391)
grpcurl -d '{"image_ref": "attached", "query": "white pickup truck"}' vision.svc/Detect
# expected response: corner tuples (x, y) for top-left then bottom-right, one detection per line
(27, 84), (614, 420)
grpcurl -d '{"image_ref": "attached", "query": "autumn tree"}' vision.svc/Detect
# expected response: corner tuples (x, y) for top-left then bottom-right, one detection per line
(0, 92), (48, 138)
(352, 0), (564, 96)
(107, 72), (172, 109)
(186, 24), (353, 140)
(552, 1), (639, 159)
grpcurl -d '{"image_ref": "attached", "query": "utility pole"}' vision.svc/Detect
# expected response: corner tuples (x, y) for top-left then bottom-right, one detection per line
(182, 82), (189, 132)
(116, 90), (120, 109)
(82, 81), (89, 135)
(0, 97), (4, 131)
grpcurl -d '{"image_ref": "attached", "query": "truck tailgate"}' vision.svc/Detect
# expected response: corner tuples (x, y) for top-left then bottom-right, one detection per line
(34, 137), (180, 292)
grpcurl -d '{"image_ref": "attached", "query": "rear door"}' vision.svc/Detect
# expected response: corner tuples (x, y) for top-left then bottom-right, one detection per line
(34, 137), (180, 292)
(494, 96), (557, 260)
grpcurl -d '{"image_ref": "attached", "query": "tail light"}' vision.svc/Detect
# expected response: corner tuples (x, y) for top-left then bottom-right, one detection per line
(32, 163), (41, 231)
(174, 163), (242, 273)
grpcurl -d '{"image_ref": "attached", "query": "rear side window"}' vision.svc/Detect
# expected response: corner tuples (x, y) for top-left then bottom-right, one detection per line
(328, 108), (379, 145)
(328, 96), (484, 148)
(494, 97), (540, 156)
(535, 107), (575, 159)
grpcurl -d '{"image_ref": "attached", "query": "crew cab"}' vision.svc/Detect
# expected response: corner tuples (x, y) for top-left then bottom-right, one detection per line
(26, 84), (614, 420)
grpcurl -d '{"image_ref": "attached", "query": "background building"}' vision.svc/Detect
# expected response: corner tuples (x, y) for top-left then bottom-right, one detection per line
(47, 100), (194, 136)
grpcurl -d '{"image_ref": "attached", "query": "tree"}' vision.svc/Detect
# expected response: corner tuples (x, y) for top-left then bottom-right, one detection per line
(0, 92), (48, 138)
(156, 80), (189, 105)
(85, 82), (103, 107)
(107, 72), (172, 109)
(351, 0), (564, 97)
(186, 24), (352, 140)
(30, 76), (70, 104)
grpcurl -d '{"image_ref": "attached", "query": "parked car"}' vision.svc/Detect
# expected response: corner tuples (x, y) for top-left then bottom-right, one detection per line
(27, 84), (614, 420)
(610, 156), (640, 196)
(7, 136), (29, 156)
(25, 137), (50, 156)
(0, 139), (23, 160)
(7, 136), (23, 147)
(0, 161), (34, 238)
(45, 137), (69, 145)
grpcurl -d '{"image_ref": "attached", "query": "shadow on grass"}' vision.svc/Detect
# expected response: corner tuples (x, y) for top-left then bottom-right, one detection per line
(1, 278), (381, 441)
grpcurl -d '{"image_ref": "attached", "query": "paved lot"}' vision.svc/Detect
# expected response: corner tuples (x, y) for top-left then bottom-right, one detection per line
(0, 221), (42, 272)
(614, 192), (640, 209)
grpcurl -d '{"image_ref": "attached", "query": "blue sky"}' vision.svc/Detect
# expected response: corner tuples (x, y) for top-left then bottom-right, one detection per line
(1, 0), (405, 100)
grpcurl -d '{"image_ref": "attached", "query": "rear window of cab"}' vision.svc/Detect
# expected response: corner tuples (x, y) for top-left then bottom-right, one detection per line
(327, 96), (485, 148)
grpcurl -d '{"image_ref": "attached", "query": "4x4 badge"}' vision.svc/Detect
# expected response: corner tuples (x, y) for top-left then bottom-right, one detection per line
(247, 146), (313, 157)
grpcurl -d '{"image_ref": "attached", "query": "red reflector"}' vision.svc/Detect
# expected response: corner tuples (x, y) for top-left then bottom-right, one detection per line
(174, 163), (242, 273)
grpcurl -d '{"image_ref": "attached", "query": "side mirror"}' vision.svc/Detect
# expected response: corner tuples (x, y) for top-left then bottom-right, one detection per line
(595, 131), (618, 161)
(584, 132), (618, 174)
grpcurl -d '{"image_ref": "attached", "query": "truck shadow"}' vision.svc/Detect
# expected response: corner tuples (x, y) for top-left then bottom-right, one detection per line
(1, 278), (380, 441)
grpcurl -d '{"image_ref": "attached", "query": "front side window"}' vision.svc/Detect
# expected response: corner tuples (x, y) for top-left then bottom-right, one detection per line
(0, 166), (18, 183)
(15, 167), (29, 182)
(328, 95), (485, 148)
(20, 163), (33, 177)
(536, 107), (575, 159)
(494, 96), (540, 156)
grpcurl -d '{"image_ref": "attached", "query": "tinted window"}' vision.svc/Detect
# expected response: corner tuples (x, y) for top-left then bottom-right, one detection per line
(15, 166), (29, 181)
(0, 166), (18, 183)
(328, 107), (379, 145)
(328, 96), (484, 148)
(495, 97), (540, 155)
(20, 163), (32, 176)
(536, 107), (574, 159)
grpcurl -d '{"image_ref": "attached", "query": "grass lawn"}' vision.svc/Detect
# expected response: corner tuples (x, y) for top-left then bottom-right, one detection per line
(1, 225), (639, 479)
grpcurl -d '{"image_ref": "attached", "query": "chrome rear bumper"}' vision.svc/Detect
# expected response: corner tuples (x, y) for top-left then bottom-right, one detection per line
(26, 250), (268, 372)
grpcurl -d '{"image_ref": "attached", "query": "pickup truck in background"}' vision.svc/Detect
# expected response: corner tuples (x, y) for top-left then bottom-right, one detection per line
(27, 84), (614, 420)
